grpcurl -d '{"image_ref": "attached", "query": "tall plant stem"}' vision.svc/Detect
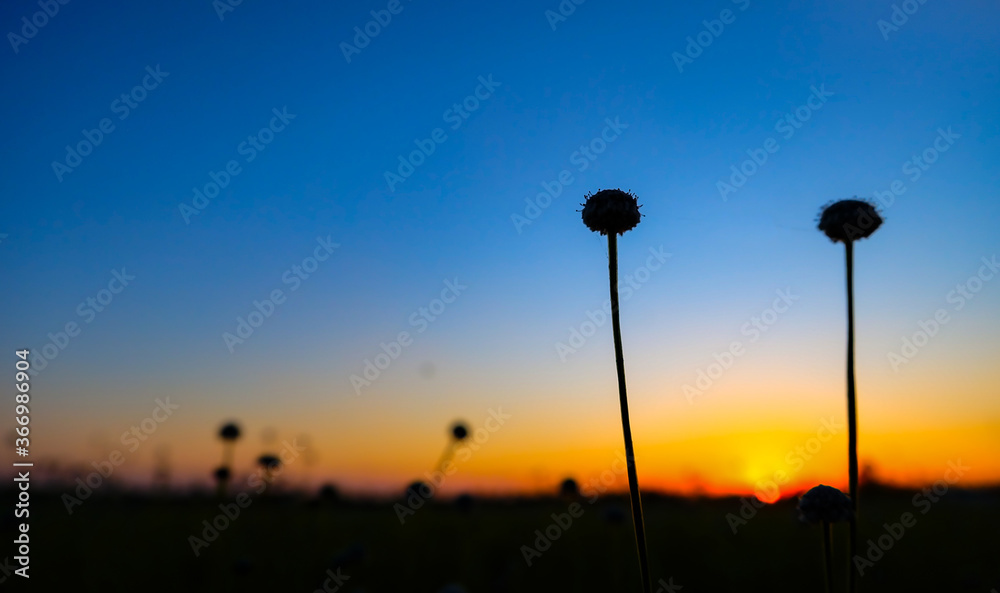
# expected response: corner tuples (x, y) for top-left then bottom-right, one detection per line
(607, 233), (651, 593)
(845, 240), (859, 593)
(822, 520), (834, 593)
(434, 442), (455, 473)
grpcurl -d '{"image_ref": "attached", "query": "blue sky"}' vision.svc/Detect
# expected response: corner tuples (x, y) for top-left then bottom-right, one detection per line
(1, 0), (998, 491)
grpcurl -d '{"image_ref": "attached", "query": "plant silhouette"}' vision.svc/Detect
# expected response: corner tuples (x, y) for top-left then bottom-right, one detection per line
(817, 198), (883, 592)
(580, 188), (651, 593)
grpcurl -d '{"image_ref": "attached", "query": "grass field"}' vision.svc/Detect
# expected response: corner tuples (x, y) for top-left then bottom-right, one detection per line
(17, 485), (1000, 592)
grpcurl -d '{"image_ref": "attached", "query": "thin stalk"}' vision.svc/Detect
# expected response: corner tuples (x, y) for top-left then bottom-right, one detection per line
(822, 520), (834, 593)
(216, 476), (229, 498)
(223, 442), (235, 469)
(845, 240), (859, 593)
(607, 233), (651, 593)
(434, 442), (456, 473)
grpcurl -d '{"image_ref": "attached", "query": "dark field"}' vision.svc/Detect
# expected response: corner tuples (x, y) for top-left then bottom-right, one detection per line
(16, 486), (1000, 592)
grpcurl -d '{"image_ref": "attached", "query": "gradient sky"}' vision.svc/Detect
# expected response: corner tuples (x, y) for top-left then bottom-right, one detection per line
(2, 0), (998, 500)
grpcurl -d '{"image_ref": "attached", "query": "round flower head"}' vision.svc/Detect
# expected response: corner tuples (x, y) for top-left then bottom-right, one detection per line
(257, 454), (281, 471)
(581, 189), (642, 236)
(559, 478), (580, 498)
(451, 422), (469, 441)
(213, 466), (231, 482)
(797, 484), (853, 524)
(219, 422), (241, 441)
(405, 480), (433, 500)
(817, 198), (883, 243)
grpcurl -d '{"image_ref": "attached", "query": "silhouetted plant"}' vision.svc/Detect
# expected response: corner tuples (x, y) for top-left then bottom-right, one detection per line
(559, 477), (580, 499)
(257, 454), (281, 491)
(580, 188), (651, 593)
(213, 466), (231, 483)
(434, 420), (470, 474)
(405, 480), (433, 502)
(798, 484), (853, 593)
(319, 483), (340, 503)
(817, 197), (882, 593)
(216, 421), (242, 497)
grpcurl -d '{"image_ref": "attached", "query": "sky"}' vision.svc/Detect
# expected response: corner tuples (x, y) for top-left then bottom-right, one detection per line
(1, 0), (998, 501)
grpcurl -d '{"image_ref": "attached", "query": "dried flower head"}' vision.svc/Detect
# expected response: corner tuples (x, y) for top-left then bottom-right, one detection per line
(559, 477), (580, 498)
(213, 466), (231, 482)
(405, 480), (433, 501)
(797, 484), (853, 524)
(817, 198), (883, 243)
(219, 422), (241, 441)
(257, 454), (281, 471)
(581, 189), (642, 236)
(451, 422), (469, 441)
